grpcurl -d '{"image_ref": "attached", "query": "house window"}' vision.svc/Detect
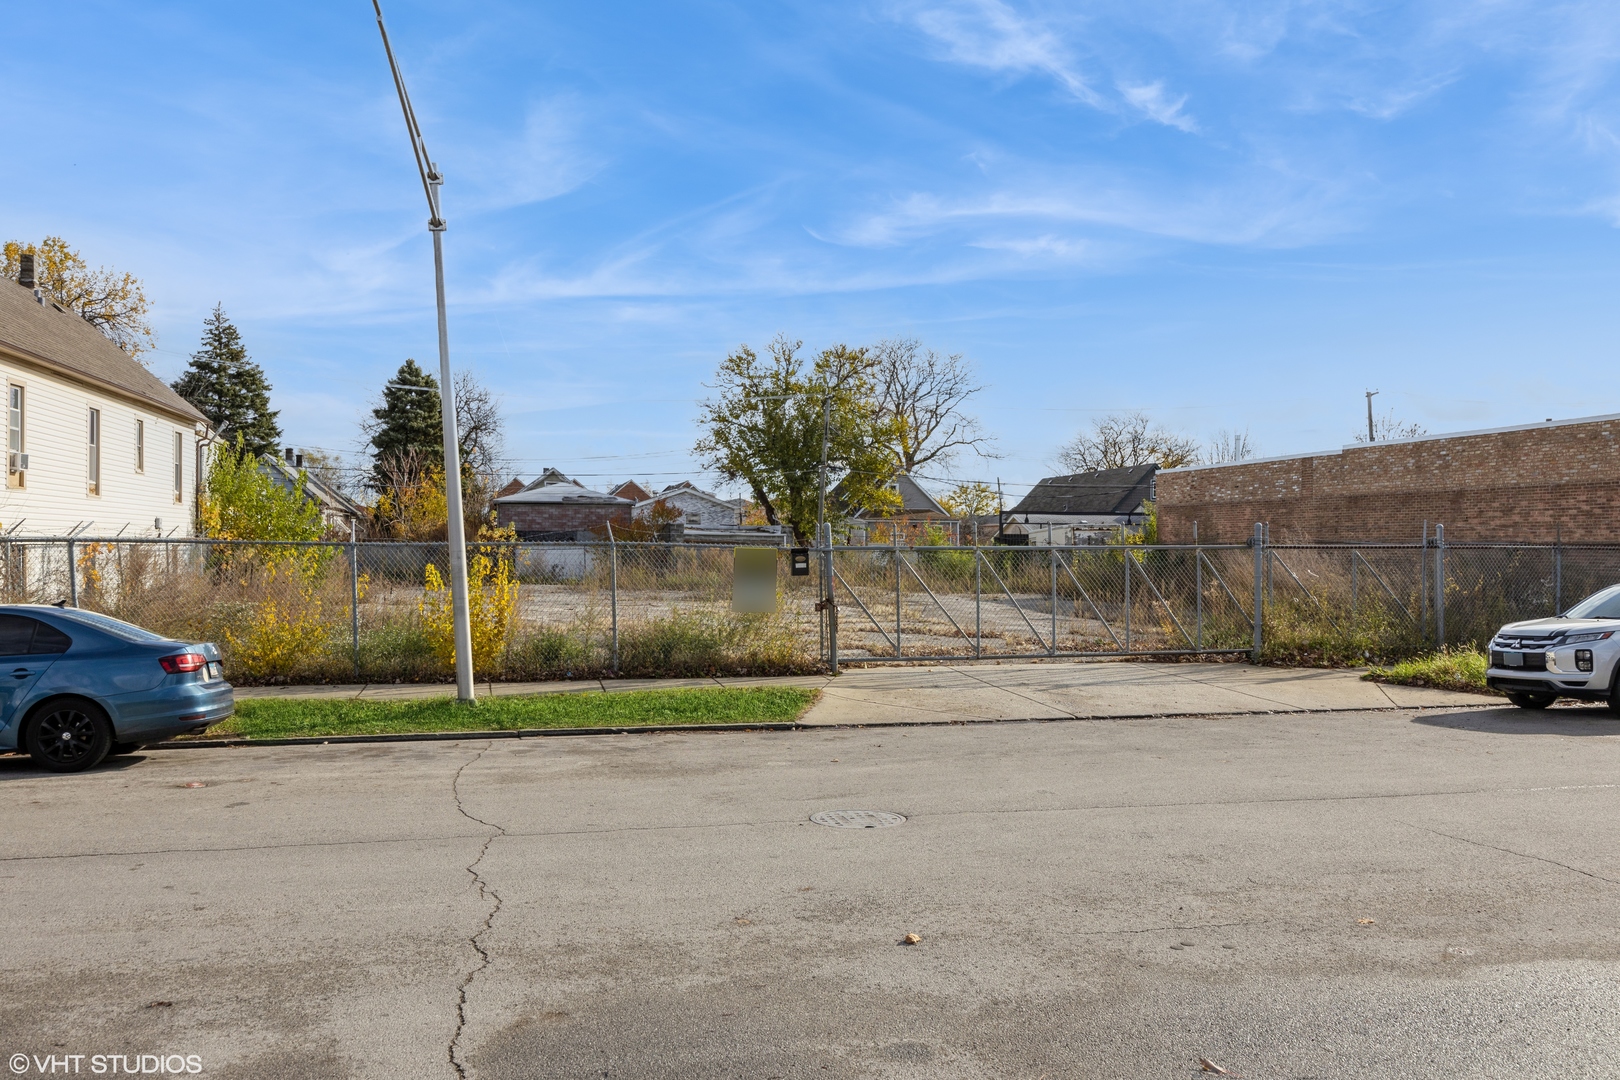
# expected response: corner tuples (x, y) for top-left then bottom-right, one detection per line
(7, 386), (23, 490)
(87, 408), (101, 496)
(135, 419), (145, 472)
(173, 431), (184, 503)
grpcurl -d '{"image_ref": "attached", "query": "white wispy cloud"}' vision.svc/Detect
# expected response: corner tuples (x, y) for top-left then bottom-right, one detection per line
(894, 0), (1198, 130)
(1117, 81), (1196, 132)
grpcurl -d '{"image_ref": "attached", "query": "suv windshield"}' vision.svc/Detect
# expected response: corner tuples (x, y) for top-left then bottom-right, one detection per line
(1564, 585), (1620, 621)
(55, 609), (173, 644)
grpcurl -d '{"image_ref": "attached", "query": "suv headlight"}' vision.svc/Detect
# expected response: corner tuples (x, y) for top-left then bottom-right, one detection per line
(1562, 631), (1614, 645)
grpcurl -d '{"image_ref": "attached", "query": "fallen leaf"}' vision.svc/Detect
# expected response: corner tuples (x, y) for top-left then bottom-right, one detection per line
(181, 782), (206, 789)
(1357, 918), (1376, 926)
(145, 1001), (173, 1009)
(1197, 1058), (1230, 1075)
(901, 933), (922, 945)
(734, 918), (752, 925)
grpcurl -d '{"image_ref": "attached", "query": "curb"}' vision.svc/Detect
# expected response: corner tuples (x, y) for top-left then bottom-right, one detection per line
(154, 722), (801, 749)
(145, 701), (1508, 750)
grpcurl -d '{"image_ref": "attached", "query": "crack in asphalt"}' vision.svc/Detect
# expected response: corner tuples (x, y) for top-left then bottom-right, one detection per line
(449, 743), (506, 1079)
(1401, 821), (1620, 886)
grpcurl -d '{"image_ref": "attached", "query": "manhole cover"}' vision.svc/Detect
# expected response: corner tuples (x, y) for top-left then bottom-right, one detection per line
(810, 810), (906, 829)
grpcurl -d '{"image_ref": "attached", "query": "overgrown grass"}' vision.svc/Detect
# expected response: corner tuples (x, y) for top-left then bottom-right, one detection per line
(1362, 645), (1494, 693)
(205, 686), (819, 739)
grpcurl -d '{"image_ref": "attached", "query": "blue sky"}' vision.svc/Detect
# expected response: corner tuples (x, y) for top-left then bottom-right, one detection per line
(6, 0), (1620, 500)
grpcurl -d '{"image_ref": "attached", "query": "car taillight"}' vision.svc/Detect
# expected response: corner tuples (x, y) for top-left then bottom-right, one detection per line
(160, 653), (207, 673)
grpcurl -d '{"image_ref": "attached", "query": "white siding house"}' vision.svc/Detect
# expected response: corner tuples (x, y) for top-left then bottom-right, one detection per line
(0, 278), (208, 537)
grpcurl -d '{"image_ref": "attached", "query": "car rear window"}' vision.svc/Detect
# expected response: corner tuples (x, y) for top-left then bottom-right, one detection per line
(0, 614), (74, 655)
(1565, 585), (1620, 620)
(54, 609), (172, 644)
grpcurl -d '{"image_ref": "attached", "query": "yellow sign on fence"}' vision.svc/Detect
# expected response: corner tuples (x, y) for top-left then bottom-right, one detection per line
(732, 546), (778, 613)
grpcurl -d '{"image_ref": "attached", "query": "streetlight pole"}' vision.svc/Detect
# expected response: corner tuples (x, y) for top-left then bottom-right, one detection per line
(372, 0), (476, 703)
(1365, 389), (1379, 443)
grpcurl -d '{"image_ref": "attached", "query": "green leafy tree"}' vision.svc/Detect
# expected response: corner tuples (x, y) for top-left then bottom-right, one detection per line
(694, 336), (902, 543)
(200, 438), (324, 542)
(172, 306), (281, 457)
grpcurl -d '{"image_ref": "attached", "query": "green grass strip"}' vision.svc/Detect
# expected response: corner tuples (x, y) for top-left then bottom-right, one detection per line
(209, 686), (819, 740)
(1362, 645), (1496, 694)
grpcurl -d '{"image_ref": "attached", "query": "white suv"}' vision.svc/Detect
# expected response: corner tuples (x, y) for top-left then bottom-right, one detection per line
(1487, 583), (1620, 711)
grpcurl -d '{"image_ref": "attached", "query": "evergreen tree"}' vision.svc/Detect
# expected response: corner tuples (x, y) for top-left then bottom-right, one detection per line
(171, 305), (281, 457)
(365, 359), (443, 490)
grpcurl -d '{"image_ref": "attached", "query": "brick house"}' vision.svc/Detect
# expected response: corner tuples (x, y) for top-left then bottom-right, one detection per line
(492, 471), (632, 540)
(1156, 413), (1620, 543)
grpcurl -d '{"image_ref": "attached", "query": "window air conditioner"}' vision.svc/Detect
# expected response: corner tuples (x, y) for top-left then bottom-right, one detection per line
(8, 452), (28, 473)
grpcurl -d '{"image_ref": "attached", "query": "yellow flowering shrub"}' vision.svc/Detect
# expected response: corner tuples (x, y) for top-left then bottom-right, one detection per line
(420, 553), (518, 674)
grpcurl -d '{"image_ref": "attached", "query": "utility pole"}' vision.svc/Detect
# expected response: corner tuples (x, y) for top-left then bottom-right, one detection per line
(372, 0), (476, 704)
(1365, 389), (1379, 443)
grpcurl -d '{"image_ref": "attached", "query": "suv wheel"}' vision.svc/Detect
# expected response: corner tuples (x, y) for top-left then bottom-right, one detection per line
(1505, 690), (1557, 710)
(24, 698), (114, 773)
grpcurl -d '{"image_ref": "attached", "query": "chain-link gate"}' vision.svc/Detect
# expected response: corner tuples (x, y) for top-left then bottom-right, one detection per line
(828, 543), (1256, 661)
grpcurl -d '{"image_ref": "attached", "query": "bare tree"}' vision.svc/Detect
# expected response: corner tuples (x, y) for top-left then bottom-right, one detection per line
(1354, 410), (1427, 443)
(298, 449), (360, 501)
(454, 370), (505, 485)
(871, 338), (995, 473)
(1058, 411), (1200, 472)
(1206, 428), (1256, 464)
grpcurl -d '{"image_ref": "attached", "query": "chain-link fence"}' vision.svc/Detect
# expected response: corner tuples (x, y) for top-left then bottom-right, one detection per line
(6, 533), (1618, 681)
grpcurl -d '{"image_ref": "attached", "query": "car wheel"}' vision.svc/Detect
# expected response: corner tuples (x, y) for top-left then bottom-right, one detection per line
(1610, 671), (1620, 718)
(24, 697), (114, 773)
(1505, 690), (1557, 710)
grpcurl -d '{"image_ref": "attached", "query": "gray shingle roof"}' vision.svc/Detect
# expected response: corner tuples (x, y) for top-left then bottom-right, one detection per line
(1010, 464), (1157, 516)
(494, 481), (630, 506)
(0, 280), (207, 424)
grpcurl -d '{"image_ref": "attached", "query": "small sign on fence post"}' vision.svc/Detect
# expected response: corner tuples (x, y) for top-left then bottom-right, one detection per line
(733, 546), (778, 613)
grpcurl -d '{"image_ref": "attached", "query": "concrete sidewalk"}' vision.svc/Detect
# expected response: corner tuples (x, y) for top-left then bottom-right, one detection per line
(234, 660), (1497, 723)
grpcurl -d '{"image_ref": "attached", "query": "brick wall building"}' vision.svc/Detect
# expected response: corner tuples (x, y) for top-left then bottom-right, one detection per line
(492, 476), (632, 539)
(1156, 413), (1620, 543)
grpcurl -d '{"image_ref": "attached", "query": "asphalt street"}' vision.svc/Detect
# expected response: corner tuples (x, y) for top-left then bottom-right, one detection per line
(4, 701), (1620, 1078)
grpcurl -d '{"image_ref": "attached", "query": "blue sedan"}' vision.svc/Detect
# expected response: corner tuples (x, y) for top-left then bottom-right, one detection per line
(0, 605), (234, 772)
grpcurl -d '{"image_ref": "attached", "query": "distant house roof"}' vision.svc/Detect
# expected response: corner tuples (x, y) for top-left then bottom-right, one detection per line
(522, 467), (576, 492)
(494, 481), (630, 506)
(260, 455), (367, 522)
(611, 480), (652, 502)
(849, 473), (949, 518)
(1010, 465), (1157, 517)
(495, 477), (526, 499)
(0, 278), (208, 425)
(642, 481), (737, 512)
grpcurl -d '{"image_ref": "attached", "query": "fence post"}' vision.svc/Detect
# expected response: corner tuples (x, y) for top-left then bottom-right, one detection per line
(893, 527), (902, 658)
(1251, 523), (1264, 662)
(349, 531), (360, 678)
(1049, 546), (1058, 656)
(1434, 523), (1445, 650)
(66, 538), (77, 608)
(823, 522), (838, 674)
(608, 528), (619, 675)
(1123, 545), (1132, 651)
